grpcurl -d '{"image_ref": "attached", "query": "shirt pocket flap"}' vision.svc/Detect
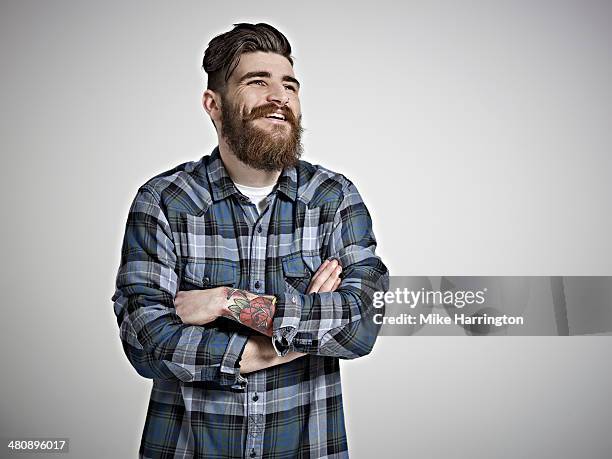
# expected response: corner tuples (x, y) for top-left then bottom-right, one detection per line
(183, 261), (206, 287)
(202, 260), (238, 287)
(282, 253), (310, 278)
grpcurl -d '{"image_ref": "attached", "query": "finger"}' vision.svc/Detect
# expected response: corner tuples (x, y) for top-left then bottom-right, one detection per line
(308, 259), (330, 284)
(306, 280), (319, 294)
(319, 259), (339, 276)
(308, 259), (336, 293)
(319, 265), (342, 292)
(308, 259), (338, 293)
(319, 259), (339, 280)
(332, 277), (341, 291)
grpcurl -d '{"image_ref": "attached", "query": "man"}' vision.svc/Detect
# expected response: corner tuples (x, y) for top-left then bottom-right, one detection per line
(112, 22), (389, 459)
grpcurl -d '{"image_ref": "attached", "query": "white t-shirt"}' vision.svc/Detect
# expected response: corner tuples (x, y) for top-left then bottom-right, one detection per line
(234, 182), (276, 214)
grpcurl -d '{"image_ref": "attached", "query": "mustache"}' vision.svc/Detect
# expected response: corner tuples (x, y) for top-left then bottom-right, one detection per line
(243, 103), (299, 126)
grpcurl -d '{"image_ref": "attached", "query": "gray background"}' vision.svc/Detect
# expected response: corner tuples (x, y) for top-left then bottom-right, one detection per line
(1, 0), (611, 457)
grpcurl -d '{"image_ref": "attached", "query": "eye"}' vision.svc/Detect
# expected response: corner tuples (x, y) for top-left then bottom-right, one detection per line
(284, 84), (297, 92)
(248, 80), (266, 86)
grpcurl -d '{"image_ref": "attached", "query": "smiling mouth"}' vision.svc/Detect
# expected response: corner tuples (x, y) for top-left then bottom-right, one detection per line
(262, 112), (287, 123)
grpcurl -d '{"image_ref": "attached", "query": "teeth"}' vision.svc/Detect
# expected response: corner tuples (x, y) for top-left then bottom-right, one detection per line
(266, 113), (285, 120)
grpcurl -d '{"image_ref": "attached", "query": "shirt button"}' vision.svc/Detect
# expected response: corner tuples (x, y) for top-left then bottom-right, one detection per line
(291, 295), (297, 303)
(254, 281), (261, 289)
(250, 449), (256, 457)
(252, 393), (259, 402)
(257, 226), (262, 233)
(203, 276), (210, 284)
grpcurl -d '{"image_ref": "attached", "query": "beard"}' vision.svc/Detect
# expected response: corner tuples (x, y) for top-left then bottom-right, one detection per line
(220, 98), (304, 172)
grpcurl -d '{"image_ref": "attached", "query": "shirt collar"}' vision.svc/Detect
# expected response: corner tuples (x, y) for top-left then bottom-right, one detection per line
(206, 146), (297, 202)
(276, 162), (298, 202)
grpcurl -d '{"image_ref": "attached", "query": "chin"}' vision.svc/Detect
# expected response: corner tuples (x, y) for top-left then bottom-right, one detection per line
(255, 125), (292, 138)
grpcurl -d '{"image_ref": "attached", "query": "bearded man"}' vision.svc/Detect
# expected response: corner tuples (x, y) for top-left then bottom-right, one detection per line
(112, 23), (389, 459)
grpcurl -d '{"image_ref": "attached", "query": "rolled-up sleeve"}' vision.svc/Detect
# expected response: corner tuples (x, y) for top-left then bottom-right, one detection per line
(112, 186), (248, 387)
(272, 180), (389, 359)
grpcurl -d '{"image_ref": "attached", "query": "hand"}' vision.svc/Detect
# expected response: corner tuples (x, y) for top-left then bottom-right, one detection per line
(174, 287), (227, 325)
(307, 258), (342, 294)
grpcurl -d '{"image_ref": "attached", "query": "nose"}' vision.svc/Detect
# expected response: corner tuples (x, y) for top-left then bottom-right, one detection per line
(266, 82), (290, 106)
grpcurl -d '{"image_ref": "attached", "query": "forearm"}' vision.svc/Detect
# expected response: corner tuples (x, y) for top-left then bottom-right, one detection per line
(113, 187), (247, 387)
(114, 285), (249, 386)
(238, 335), (304, 374)
(220, 288), (277, 336)
(273, 256), (389, 359)
(269, 179), (390, 359)
(216, 260), (388, 360)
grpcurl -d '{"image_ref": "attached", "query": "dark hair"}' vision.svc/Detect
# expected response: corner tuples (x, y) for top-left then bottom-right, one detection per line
(203, 23), (293, 93)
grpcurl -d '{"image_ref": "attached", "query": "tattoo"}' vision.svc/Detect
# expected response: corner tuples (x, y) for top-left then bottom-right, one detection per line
(221, 288), (276, 336)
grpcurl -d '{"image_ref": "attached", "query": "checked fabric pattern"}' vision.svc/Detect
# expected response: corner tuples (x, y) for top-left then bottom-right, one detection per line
(112, 147), (389, 458)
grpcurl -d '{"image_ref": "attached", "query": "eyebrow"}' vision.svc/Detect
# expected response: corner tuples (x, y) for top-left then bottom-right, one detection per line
(238, 71), (301, 89)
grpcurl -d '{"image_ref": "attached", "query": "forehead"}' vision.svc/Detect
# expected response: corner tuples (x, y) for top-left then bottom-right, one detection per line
(230, 51), (295, 81)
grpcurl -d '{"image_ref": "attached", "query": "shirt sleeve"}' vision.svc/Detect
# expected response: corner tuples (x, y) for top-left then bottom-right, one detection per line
(112, 186), (248, 388)
(271, 180), (389, 359)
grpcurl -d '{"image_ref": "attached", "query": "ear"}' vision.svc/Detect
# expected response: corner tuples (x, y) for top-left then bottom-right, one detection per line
(203, 89), (222, 126)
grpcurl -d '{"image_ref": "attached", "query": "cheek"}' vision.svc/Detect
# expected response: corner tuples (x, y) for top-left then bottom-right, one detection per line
(292, 98), (302, 117)
(228, 91), (257, 115)
(242, 93), (266, 111)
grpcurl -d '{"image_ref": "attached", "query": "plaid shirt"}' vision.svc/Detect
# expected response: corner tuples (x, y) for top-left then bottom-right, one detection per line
(112, 147), (389, 459)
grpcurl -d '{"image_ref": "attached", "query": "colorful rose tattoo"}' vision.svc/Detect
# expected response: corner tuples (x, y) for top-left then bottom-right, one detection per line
(222, 288), (276, 336)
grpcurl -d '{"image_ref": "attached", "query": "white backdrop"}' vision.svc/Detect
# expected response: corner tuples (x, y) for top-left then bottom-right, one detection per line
(1, 1), (611, 457)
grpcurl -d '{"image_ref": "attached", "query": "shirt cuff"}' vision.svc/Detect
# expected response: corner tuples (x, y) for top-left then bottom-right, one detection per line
(219, 332), (249, 389)
(271, 292), (303, 357)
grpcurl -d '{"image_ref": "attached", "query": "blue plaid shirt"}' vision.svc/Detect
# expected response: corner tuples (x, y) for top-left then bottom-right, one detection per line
(112, 147), (389, 458)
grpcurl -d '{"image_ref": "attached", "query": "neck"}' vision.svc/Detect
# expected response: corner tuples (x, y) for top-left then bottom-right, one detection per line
(218, 138), (282, 187)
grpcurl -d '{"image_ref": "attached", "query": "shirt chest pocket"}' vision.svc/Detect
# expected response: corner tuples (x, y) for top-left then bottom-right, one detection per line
(182, 259), (239, 290)
(280, 205), (325, 294)
(281, 252), (321, 294)
(170, 212), (239, 290)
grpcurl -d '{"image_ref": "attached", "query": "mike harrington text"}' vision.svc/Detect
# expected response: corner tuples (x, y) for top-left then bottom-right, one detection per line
(372, 312), (525, 327)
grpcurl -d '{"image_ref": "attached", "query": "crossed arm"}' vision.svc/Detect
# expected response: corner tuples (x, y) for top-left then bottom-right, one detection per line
(174, 259), (343, 374)
(113, 183), (388, 386)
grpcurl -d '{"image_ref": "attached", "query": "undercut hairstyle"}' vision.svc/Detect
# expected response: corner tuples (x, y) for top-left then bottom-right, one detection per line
(203, 23), (293, 94)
